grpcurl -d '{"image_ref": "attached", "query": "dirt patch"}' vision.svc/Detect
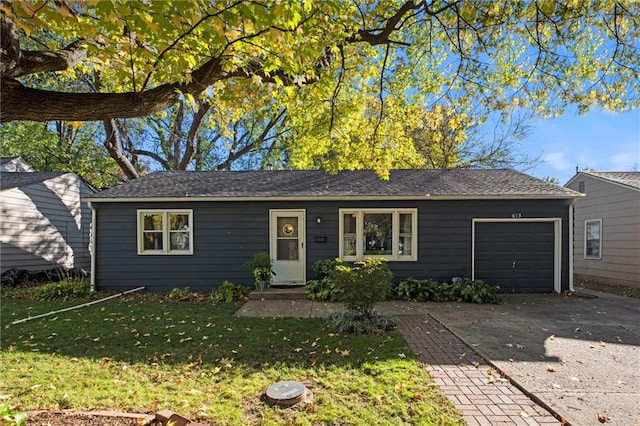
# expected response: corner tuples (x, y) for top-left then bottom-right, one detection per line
(27, 411), (157, 426)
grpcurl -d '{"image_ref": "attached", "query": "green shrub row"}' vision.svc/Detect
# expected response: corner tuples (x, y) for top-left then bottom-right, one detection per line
(395, 277), (500, 304)
(306, 259), (500, 305)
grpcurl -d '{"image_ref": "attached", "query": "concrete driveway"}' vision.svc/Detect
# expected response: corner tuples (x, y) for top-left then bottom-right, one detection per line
(418, 291), (640, 426)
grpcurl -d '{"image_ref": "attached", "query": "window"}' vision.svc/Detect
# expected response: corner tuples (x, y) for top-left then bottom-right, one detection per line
(584, 219), (601, 259)
(339, 209), (417, 261)
(138, 210), (193, 255)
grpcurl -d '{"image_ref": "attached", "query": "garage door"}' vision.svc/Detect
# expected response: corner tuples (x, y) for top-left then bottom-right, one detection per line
(474, 221), (555, 293)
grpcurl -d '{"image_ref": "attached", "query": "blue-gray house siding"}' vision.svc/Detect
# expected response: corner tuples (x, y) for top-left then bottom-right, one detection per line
(92, 198), (573, 293)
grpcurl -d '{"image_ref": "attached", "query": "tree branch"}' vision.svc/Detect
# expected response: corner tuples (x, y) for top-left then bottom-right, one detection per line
(103, 119), (139, 180)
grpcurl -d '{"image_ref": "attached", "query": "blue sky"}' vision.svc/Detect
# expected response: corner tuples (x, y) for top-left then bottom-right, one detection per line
(521, 108), (640, 184)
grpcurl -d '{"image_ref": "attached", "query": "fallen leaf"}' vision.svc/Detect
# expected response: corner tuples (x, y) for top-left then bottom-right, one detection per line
(547, 366), (556, 372)
(599, 341), (607, 347)
(549, 334), (556, 341)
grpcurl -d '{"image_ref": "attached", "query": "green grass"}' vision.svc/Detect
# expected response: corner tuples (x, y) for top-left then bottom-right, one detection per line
(576, 281), (640, 300)
(0, 291), (463, 425)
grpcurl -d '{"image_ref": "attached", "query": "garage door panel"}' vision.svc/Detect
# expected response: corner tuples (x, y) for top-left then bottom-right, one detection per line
(475, 221), (555, 293)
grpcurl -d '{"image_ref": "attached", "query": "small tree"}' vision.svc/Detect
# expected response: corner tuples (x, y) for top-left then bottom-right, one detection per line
(326, 258), (395, 334)
(329, 258), (392, 318)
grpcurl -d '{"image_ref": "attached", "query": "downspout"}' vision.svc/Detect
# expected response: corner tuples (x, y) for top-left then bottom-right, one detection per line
(569, 199), (576, 292)
(89, 201), (97, 292)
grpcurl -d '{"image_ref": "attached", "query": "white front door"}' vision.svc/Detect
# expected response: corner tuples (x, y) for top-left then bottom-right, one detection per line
(270, 209), (306, 285)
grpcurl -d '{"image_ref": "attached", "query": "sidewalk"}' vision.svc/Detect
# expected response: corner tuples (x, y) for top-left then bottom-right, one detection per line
(237, 299), (562, 425)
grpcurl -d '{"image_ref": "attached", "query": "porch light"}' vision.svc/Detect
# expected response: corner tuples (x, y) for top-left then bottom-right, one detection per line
(316, 217), (322, 224)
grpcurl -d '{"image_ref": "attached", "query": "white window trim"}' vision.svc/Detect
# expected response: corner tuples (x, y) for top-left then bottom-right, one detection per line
(137, 209), (194, 255)
(339, 208), (417, 261)
(584, 218), (602, 260)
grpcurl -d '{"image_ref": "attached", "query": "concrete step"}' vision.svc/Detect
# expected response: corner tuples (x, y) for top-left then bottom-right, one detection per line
(248, 285), (307, 300)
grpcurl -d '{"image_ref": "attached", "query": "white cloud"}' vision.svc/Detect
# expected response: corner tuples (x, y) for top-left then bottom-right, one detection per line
(543, 152), (572, 171)
(609, 152), (640, 171)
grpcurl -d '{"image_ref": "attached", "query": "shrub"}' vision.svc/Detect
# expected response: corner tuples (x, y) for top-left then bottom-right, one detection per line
(325, 310), (396, 335)
(312, 258), (339, 277)
(168, 286), (194, 301)
(395, 277), (500, 304)
(306, 258), (342, 301)
(211, 281), (249, 303)
(455, 278), (500, 304)
(329, 258), (392, 316)
(395, 277), (439, 301)
(306, 278), (342, 301)
(33, 279), (90, 301)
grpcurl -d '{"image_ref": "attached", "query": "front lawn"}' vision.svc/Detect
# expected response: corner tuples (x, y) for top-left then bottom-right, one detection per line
(0, 292), (463, 425)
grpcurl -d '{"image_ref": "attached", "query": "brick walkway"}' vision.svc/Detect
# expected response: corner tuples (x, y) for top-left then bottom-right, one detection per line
(396, 315), (562, 425)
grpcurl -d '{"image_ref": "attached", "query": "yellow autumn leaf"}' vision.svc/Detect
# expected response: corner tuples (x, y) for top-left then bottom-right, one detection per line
(225, 29), (241, 39)
(269, 27), (283, 42)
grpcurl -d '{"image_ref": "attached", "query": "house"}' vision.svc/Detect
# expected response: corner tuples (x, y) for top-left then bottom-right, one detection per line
(565, 171), (640, 289)
(0, 163), (95, 274)
(85, 169), (582, 294)
(1, 156), (35, 172)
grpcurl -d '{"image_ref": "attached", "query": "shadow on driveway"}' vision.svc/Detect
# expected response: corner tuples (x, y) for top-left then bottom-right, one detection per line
(420, 292), (640, 426)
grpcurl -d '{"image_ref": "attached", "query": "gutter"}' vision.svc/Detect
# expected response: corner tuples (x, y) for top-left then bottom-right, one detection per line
(88, 201), (96, 292)
(569, 199), (576, 292)
(82, 194), (584, 203)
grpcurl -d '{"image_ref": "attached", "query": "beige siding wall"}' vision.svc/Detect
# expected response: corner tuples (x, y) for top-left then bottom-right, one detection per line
(0, 173), (93, 273)
(567, 175), (640, 288)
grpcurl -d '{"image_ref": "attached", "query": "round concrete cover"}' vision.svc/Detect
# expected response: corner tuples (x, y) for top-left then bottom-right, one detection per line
(265, 381), (306, 406)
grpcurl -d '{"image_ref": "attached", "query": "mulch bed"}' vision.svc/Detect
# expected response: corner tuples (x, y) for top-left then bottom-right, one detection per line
(26, 411), (159, 426)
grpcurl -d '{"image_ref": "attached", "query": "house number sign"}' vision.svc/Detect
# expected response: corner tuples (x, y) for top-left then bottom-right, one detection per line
(511, 213), (522, 218)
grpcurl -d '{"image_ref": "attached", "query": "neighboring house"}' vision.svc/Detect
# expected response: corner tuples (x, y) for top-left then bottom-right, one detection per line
(565, 171), (640, 289)
(0, 156), (35, 172)
(0, 167), (95, 273)
(85, 169), (581, 294)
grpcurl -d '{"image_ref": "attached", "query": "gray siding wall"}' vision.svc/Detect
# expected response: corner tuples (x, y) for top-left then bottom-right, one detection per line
(0, 173), (94, 273)
(566, 175), (640, 288)
(94, 198), (571, 293)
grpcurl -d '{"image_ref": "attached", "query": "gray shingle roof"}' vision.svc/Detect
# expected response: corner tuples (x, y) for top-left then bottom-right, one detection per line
(86, 169), (581, 200)
(0, 172), (67, 191)
(582, 171), (640, 190)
